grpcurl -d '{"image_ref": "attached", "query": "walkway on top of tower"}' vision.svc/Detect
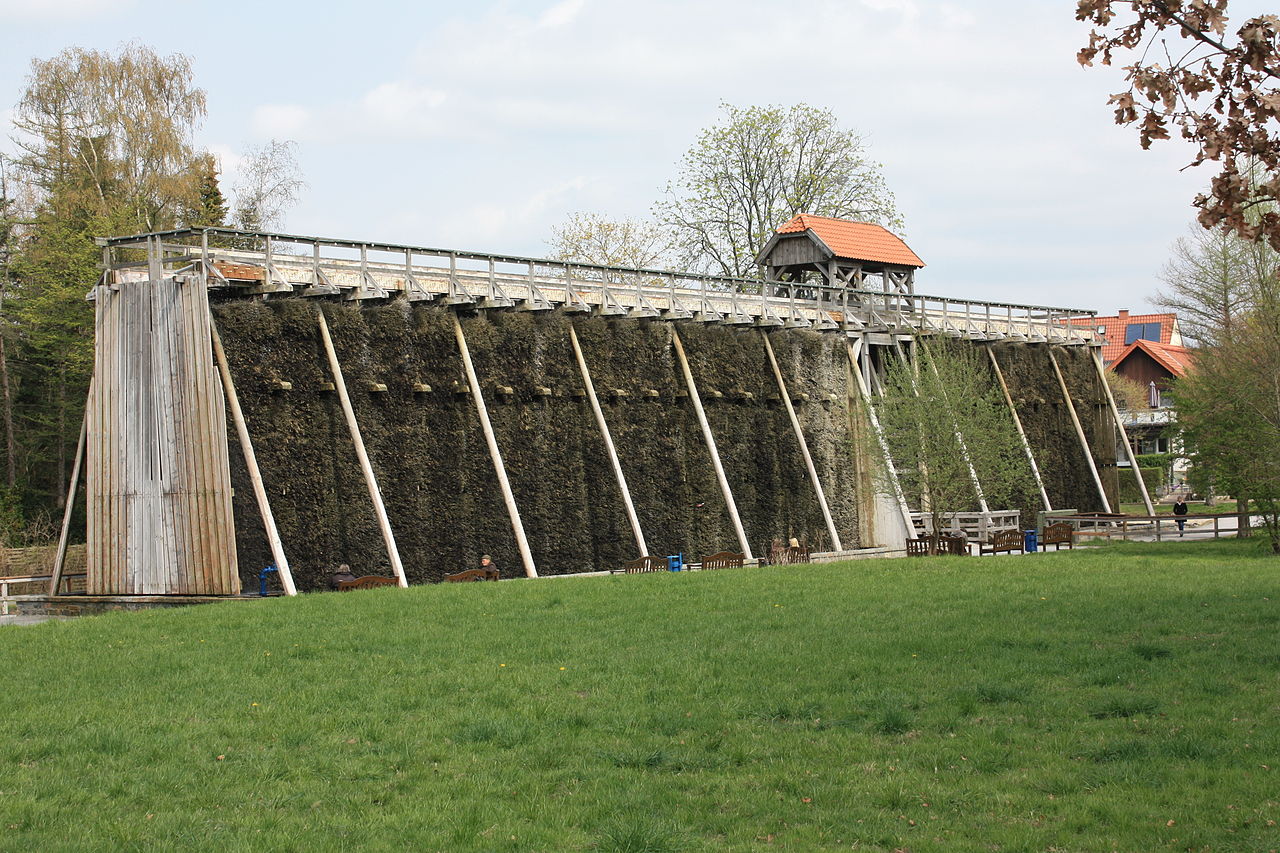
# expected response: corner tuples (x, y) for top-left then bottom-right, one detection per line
(97, 219), (1096, 345)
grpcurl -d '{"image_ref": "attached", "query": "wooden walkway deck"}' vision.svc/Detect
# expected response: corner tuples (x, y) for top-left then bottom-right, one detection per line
(99, 227), (1099, 346)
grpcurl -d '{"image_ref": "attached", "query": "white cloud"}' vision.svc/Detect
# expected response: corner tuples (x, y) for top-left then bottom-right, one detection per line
(250, 104), (311, 139)
(537, 0), (587, 30)
(0, 0), (132, 20)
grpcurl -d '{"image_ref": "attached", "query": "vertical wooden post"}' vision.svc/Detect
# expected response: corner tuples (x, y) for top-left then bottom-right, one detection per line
(317, 311), (408, 587)
(1047, 347), (1112, 513)
(568, 324), (648, 556)
(1090, 347), (1155, 515)
(760, 331), (842, 551)
(49, 390), (89, 596)
(986, 345), (1052, 512)
(452, 313), (538, 578)
(670, 327), (753, 560)
(210, 322), (297, 596)
(846, 339), (915, 535)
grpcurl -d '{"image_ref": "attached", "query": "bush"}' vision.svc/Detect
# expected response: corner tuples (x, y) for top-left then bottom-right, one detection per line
(1118, 467), (1163, 504)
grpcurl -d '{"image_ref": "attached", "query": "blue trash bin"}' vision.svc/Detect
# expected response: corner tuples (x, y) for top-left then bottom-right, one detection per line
(667, 553), (684, 572)
(1024, 530), (1038, 553)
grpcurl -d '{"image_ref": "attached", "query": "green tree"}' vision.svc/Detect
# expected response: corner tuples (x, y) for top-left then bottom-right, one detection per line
(185, 152), (229, 228)
(654, 103), (901, 278)
(5, 44), (210, 517)
(871, 341), (1032, 554)
(12, 43), (208, 231)
(1155, 220), (1280, 346)
(1174, 304), (1280, 553)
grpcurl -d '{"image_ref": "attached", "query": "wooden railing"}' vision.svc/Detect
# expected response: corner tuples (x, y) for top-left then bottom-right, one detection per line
(98, 227), (1099, 345)
(1055, 512), (1250, 541)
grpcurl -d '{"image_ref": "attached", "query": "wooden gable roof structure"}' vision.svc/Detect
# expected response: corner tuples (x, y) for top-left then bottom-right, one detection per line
(756, 214), (925, 295)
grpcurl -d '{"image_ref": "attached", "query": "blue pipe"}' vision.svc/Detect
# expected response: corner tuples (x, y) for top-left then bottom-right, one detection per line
(259, 564), (278, 596)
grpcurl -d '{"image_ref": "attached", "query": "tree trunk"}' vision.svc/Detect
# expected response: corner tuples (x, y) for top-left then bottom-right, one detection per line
(0, 309), (13, 490)
(55, 365), (66, 509)
(1236, 493), (1251, 538)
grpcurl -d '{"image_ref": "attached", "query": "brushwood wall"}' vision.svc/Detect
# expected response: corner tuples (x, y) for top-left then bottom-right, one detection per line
(212, 299), (1113, 590)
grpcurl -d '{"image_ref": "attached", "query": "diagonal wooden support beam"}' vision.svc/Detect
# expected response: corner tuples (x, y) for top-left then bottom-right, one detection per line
(671, 327), (753, 560)
(760, 331), (842, 551)
(211, 322), (297, 596)
(846, 339), (915, 536)
(50, 387), (89, 596)
(917, 341), (989, 514)
(1048, 347), (1112, 513)
(1091, 347), (1155, 516)
(569, 324), (648, 556)
(318, 310), (408, 587)
(987, 345), (1052, 512)
(452, 313), (538, 578)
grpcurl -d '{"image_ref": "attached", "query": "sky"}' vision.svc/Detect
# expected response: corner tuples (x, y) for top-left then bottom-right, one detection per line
(0, 0), (1265, 315)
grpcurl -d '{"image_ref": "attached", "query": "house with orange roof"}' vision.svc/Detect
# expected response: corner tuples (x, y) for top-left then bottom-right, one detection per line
(1068, 309), (1184, 365)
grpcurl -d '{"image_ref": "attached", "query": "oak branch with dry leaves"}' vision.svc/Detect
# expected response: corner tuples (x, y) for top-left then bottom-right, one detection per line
(1077, 1), (1280, 247)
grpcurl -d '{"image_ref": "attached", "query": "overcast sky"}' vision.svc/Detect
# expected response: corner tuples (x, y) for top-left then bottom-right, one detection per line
(2, 0), (1268, 314)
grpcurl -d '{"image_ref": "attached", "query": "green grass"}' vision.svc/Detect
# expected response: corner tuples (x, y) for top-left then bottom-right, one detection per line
(1119, 501), (1239, 516)
(3, 539), (1278, 851)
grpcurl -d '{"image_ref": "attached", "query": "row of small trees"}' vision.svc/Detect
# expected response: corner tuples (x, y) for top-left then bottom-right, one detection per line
(0, 44), (303, 542)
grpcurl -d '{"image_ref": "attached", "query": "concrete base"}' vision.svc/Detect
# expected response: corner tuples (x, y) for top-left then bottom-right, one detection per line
(3, 594), (269, 619)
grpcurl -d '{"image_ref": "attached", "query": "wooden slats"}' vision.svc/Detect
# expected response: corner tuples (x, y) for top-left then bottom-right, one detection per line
(87, 273), (239, 595)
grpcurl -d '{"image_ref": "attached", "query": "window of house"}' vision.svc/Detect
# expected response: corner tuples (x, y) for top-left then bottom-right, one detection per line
(1124, 321), (1163, 345)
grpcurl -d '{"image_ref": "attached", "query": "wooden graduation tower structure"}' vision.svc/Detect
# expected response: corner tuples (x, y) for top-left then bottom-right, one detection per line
(65, 218), (1127, 597)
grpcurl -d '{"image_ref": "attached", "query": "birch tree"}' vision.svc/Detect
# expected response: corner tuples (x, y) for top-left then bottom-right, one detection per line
(654, 103), (901, 278)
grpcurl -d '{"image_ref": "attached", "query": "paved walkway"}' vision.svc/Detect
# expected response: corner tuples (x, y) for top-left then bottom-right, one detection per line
(0, 614), (67, 627)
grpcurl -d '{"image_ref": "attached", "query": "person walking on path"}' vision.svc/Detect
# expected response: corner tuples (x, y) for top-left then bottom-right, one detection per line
(1173, 499), (1189, 536)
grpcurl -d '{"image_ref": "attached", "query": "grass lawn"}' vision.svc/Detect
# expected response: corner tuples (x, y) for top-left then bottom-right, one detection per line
(2, 539), (1278, 852)
(1119, 501), (1240, 516)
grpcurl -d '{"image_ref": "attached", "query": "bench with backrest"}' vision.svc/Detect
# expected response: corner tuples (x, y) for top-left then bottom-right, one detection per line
(336, 575), (399, 590)
(906, 534), (968, 557)
(1040, 522), (1074, 551)
(699, 551), (745, 570)
(615, 555), (666, 574)
(444, 568), (500, 583)
(1044, 517), (1075, 550)
(979, 529), (1025, 556)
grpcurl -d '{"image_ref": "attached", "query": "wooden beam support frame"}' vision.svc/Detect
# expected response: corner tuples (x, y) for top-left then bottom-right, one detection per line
(1048, 347), (1112, 513)
(317, 310), (409, 587)
(847, 339), (915, 535)
(211, 322), (297, 596)
(452, 313), (538, 578)
(1091, 347), (1155, 515)
(986, 345), (1052, 512)
(49, 388), (89, 596)
(671, 327), (753, 560)
(568, 324), (648, 556)
(760, 331), (842, 551)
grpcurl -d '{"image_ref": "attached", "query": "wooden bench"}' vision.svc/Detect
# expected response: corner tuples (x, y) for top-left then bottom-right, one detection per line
(979, 529), (1025, 556)
(1040, 522), (1074, 551)
(615, 556), (666, 574)
(444, 568), (500, 583)
(336, 575), (399, 591)
(700, 551), (745, 570)
(906, 534), (967, 557)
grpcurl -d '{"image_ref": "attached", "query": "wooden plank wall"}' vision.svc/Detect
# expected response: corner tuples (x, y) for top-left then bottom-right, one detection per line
(87, 274), (240, 595)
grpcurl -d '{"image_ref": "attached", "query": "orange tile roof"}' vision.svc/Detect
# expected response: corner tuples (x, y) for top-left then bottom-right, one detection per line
(775, 214), (925, 268)
(1112, 339), (1196, 378)
(1068, 310), (1177, 364)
